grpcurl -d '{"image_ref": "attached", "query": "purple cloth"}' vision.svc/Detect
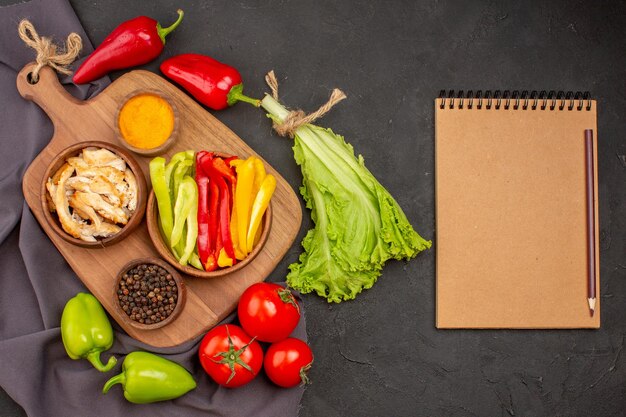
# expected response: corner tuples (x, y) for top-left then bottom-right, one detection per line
(0, 0), (306, 415)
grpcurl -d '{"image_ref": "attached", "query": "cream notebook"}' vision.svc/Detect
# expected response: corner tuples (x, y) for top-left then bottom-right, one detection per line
(435, 90), (599, 328)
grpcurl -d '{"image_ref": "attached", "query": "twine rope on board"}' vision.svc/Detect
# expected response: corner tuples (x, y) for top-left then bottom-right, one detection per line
(18, 19), (82, 83)
(264, 70), (347, 138)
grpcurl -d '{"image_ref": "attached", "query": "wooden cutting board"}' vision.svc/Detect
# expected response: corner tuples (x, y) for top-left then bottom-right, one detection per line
(18, 63), (302, 348)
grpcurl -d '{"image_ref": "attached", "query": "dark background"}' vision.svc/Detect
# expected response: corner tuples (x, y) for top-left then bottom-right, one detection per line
(2, 0), (626, 416)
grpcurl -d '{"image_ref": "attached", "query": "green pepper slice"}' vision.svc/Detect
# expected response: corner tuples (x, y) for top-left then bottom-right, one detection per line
(149, 157), (174, 243)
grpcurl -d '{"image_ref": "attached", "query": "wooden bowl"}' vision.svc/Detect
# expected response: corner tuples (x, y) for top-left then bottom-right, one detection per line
(41, 141), (147, 248)
(113, 257), (186, 330)
(114, 89), (179, 157)
(146, 189), (273, 278)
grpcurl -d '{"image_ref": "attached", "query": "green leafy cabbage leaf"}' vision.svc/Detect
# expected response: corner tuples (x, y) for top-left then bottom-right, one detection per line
(286, 123), (431, 302)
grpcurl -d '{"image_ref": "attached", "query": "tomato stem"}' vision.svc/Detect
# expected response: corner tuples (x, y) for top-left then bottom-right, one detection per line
(278, 288), (300, 313)
(300, 362), (312, 386)
(211, 327), (255, 384)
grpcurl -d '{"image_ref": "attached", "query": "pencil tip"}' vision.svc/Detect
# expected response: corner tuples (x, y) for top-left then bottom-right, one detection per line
(588, 298), (596, 316)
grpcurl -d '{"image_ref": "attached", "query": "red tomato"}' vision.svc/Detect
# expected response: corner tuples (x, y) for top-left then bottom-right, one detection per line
(198, 324), (263, 388)
(264, 338), (313, 388)
(238, 283), (301, 343)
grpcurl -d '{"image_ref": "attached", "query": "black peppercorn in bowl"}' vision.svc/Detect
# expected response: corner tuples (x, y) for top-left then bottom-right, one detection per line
(113, 257), (186, 330)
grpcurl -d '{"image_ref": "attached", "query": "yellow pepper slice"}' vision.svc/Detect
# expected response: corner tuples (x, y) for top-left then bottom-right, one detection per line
(251, 158), (266, 197)
(230, 205), (247, 260)
(235, 158), (255, 255)
(246, 174), (276, 253)
(250, 158), (267, 247)
(217, 248), (234, 268)
(229, 159), (243, 168)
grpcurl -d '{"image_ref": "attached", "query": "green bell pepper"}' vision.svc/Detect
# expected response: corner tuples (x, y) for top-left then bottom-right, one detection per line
(60, 292), (117, 372)
(102, 351), (197, 404)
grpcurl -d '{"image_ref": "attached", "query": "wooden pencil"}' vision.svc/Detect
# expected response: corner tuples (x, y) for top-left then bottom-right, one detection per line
(584, 129), (596, 316)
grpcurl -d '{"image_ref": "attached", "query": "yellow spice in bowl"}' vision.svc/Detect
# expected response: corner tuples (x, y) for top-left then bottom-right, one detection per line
(118, 93), (175, 150)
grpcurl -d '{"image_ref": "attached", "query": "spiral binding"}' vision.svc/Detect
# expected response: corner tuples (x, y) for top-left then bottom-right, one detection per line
(438, 90), (592, 111)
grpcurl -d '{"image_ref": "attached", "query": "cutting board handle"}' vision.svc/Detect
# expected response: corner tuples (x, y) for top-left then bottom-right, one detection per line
(16, 63), (84, 127)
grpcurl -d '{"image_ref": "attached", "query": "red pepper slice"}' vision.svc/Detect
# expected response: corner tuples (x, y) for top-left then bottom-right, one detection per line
(224, 156), (239, 166)
(211, 158), (237, 184)
(196, 150), (210, 161)
(205, 178), (219, 271)
(74, 10), (184, 84)
(195, 152), (211, 268)
(214, 174), (236, 263)
(199, 156), (237, 265)
(197, 152), (219, 271)
(211, 157), (237, 203)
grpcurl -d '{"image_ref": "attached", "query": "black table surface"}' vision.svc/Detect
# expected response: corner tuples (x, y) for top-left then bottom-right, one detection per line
(2, 1), (626, 416)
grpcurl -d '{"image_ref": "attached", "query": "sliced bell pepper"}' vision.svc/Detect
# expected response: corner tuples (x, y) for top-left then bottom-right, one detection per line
(149, 157), (173, 243)
(151, 151), (203, 270)
(218, 248), (233, 267)
(251, 158), (267, 245)
(227, 158), (246, 259)
(189, 251), (203, 270)
(214, 173), (236, 263)
(171, 176), (196, 265)
(205, 178), (220, 271)
(170, 157), (194, 259)
(164, 151), (190, 196)
(212, 219), (234, 268)
(251, 157), (266, 197)
(172, 159), (193, 198)
(230, 203), (246, 260)
(199, 155), (238, 266)
(211, 157), (237, 187)
(246, 174), (276, 253)
(179, 177), (198, 265)
(224, 155), (239, 166)
(234, 158), (255, 255)
(196, 152), (211, 267)
(207, 157), (238, 264)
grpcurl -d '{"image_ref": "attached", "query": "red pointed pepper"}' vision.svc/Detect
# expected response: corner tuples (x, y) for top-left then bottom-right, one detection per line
(73, 10), (184, 84)
(160, 54), (260, 110)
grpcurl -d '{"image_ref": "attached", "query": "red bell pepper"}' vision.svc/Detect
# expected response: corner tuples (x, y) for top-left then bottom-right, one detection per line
(160, 54), (260, 110)
(73, 10), (184, 84)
